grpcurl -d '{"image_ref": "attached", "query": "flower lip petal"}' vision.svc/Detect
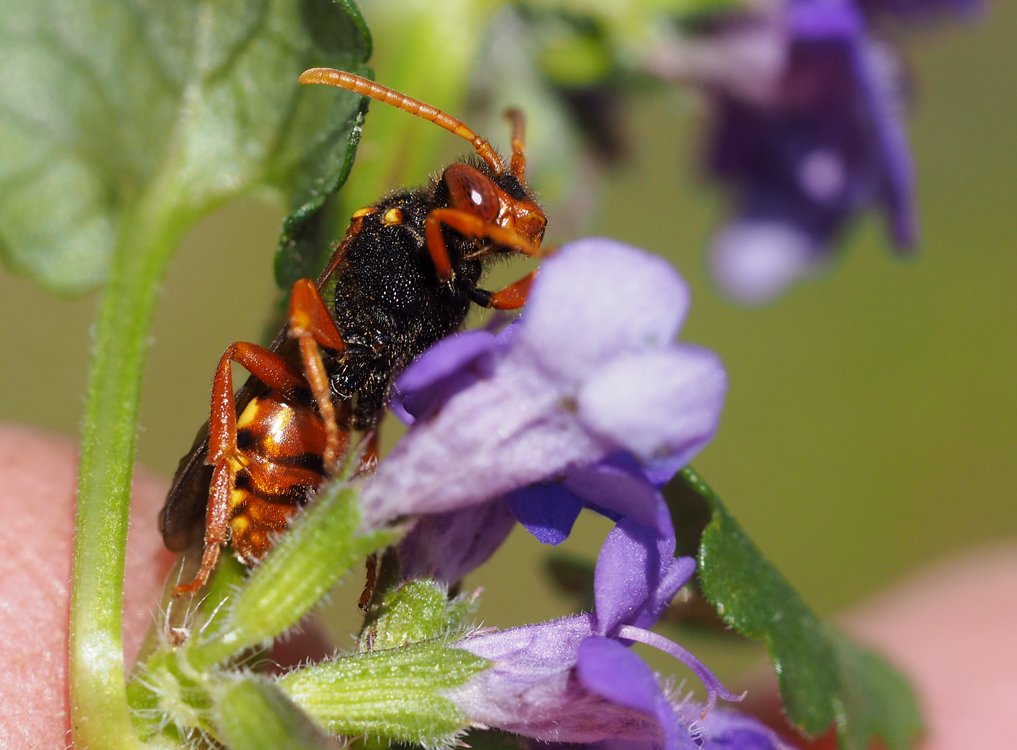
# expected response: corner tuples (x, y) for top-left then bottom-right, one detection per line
(562, 455), (666, 531)
(593, 519), (689, 636)
(682, 706), (794, 750)
(578, 346), (727, 468)
(516, 238), (690, 382)
(576, 636), (661, 714)
(577, 637), (695, 750)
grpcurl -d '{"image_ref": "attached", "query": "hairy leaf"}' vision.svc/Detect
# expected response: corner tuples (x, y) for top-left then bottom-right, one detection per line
(672, 468), (922, 750)
(0, 0), (370, 292)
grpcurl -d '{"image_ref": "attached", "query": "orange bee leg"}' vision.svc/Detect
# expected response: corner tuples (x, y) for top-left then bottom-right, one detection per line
(287, 279), (348, 473)
(174, 342), (308, 596)
(423, 208), (545, 283)
(486, 269), (538, 311)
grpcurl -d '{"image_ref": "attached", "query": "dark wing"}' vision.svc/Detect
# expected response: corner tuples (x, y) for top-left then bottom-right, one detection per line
(158, 422), (213, 551)
(157, 234), (353, 552)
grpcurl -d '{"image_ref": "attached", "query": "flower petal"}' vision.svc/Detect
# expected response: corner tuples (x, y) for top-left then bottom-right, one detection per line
(561, 456), (665, 531)
(682, 706), (795, 749)
(507, 484), (584, 545)
(391, 329), (500, 424)
(577, 637), (695, 750)
(397, 499), (516, 583)
(359, 356), (605, 526)
(578, 347), (726, 468)
(516, 238), (690, 383)
(709, 220), (821, 303)
(594, 519), (691, 636)
(451, 616), (665, 744)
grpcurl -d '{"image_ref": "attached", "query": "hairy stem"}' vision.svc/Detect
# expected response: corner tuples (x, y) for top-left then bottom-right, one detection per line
(69, 183), (190, 749)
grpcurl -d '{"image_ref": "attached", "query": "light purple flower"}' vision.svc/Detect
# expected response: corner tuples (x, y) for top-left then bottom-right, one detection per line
(396, 499), (517, 583)
(358, 238), (726, 532)
(444, 521), (791, 750)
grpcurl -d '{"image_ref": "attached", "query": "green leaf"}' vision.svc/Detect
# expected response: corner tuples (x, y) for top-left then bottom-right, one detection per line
(278, 640), (488, 745)
(673, 468), (922, 750)
(273, 130), (359, 291)
(0, 0), (370, 292)
(830, 633), (924, 750)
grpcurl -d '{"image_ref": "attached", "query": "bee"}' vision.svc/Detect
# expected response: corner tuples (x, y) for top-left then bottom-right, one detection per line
(159, 69), (548, 595)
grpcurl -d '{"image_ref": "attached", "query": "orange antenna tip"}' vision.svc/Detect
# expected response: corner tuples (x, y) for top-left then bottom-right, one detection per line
(298, 67), (505, 175)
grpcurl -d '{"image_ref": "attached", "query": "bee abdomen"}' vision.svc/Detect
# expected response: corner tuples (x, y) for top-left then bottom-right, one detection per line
(227, 397), (328, 563)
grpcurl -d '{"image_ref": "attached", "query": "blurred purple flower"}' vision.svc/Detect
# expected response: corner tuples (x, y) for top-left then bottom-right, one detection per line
(857, 0), (982, 20)
(702, 0), (915, 302)
(651, 0), (979, 302)
(359, 238), (726, 539)
(445, 521), (790, 749)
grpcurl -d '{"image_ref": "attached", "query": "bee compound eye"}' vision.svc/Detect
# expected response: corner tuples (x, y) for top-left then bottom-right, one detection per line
(444, 163), (499, 222)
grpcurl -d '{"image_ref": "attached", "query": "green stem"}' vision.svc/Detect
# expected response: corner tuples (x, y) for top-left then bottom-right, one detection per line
(69, 185), (190, 749)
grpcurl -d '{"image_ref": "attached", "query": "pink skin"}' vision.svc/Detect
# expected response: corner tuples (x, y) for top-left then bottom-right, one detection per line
(0, 424), (173, 748)
(834, 545), (1017, 750)
(1, 422), (1015, 749)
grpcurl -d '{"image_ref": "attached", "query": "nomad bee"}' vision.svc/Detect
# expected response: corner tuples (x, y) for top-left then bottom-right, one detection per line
(159, 68), (548, 594)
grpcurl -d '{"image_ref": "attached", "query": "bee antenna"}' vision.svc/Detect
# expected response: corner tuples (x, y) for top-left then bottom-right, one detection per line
(299, 68), (506, 175)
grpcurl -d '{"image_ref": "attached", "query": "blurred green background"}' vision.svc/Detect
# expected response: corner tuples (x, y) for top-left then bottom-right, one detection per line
(1, 1), (1013, 670)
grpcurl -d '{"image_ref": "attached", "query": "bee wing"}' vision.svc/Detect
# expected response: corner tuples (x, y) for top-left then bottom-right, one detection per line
(158, 423), (213, 552)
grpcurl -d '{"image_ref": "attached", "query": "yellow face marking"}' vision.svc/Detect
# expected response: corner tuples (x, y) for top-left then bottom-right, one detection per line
(351, 206), (375, 219)
(382, 207), (404, 226)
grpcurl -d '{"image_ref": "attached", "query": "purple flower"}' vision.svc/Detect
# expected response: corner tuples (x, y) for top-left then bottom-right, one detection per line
(857, 0), (982, 20)
(444, 521), (791, 750)
(396, 499), (517, 583)
(701, 0), (915, 302)
(680, 0), (982, 302)
(358, 238), (726, 535)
